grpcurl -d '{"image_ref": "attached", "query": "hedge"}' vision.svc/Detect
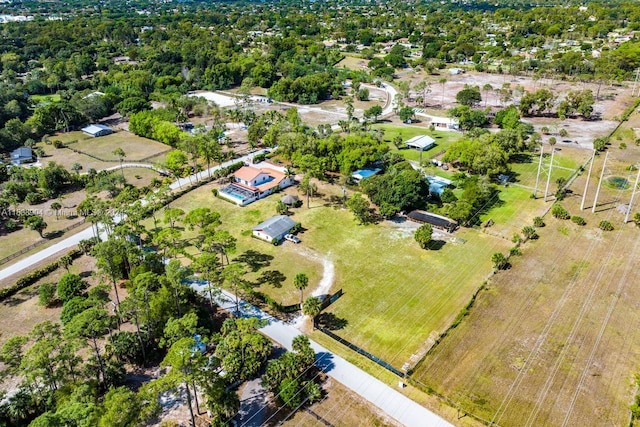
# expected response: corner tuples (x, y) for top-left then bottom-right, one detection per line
(0, 248), (82, 301)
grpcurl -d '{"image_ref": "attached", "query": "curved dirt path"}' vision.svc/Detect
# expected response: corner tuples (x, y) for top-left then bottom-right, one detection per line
(291, 250), (335, 329)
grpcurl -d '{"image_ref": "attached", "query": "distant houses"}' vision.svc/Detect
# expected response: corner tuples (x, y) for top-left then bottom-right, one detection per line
(253, 215), (298, 243)
(10, 147), (34, 165)
(218, 162), (294, 206)
(405, 135), (435, 151)
(82, 124), (113, 138)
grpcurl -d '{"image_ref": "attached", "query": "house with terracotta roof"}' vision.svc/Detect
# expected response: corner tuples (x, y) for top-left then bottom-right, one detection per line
(218, 163), (294, 206)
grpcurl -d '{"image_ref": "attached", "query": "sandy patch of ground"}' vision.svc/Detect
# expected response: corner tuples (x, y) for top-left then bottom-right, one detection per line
(292, 249), (335, 329)
(188, 91), (238, 107)
(396, 69), (633, 120)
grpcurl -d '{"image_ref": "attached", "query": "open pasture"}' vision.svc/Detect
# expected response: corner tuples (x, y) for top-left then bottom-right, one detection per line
(412, 191), (640, 426)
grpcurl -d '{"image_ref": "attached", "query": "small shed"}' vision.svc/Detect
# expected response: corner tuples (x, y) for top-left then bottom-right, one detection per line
(10, 147), (34, 165)
(405, 135), (436, 151)
(82, 124), (113, 138)
(407, 210), (458, 232)
(253, 215), (297, 243)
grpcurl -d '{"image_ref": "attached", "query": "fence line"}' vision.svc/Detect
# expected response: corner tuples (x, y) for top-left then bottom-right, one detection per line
(0, 218), (86, 266)
(64, 145), (170, 165)
(316, 326), (405, 378)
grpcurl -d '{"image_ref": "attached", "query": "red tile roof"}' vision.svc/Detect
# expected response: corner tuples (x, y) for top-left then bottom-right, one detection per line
(234, 166), (263, 182)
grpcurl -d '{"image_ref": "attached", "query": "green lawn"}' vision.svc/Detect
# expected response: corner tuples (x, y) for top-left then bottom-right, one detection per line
(290, 195), (510, 368)
(374, 124), (463, 163)
(50, 131), (92, 144)
(478, 185), (550, 238)
(143, 184), (324, 306)
(155, 179), (509, 367)
(70, 131), (172, 161)
(509, 151), (583, 189)
(31, 94), (61, 104)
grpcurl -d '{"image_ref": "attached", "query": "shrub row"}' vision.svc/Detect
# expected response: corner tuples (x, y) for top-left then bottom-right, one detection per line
(0, 248), (82, 301)
(244, 288), (285, 314)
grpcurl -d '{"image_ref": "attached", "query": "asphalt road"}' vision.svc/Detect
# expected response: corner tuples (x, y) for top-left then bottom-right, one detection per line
(0, 151), (265, 282)
(196, 285), (452, 427)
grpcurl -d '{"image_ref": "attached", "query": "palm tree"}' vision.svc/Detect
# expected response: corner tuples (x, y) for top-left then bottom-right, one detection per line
(302, 296), (322, 329)
(483, 83), (493, 108)
(294, 273), (309, 305)
(439, 77), (447, 107)
(112, 148), (126, 178)
(50, 201), (62, 219)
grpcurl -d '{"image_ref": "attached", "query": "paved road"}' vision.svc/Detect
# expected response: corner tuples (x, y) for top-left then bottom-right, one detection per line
(380, 82), (398, 117)
(0, 150), (268, 282)
(236, 378), (268, 427)
(193, 285), (452, 427)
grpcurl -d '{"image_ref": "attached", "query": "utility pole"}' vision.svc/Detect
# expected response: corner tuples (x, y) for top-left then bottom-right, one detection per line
(580, 150), (596, 210)
(533, 145), (544, 198)
(543, 147), (556, 202)
(592, 151), (609, 213)
(624, 166), (640, 223)
(632, 68), (640, 97)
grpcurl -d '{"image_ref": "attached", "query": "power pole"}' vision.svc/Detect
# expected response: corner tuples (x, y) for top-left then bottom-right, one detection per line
(592, 151), (609, 213)
(533, 145), (544, 198)
(580, 150), (596, 210)
(543, 147), (556, 202)
(624, 166), (640, 223)
(632, 68), (640, 97)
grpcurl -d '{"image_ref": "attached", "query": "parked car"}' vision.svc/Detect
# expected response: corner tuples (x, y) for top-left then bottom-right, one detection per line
(284, 234), (301, 244)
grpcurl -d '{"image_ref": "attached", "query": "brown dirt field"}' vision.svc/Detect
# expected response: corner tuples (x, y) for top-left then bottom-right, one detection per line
(0, 189), (87, 260)
(523, 116), (619, 150)
(278, 378), (401, 427)
(397, 70), (633, 118)
(121, 167), (162, 188)
(411, 189), (640, 426)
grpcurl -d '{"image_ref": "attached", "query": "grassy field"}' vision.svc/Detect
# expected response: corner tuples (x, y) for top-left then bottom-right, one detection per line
(121, 167), (163, 188)
(40, 131), (172, 172)
(301, 204), (509, 367)
(70, 131), (172, 161)
(50, 131), (91, 144)
(0, 186), (91, 263)
(374, 124), (463, 163)
(308, 331), (485, 427)
(411, 190), (640, 426)
(478, 185), (550, 238)
(155, 178), (509, 367)
(335, 54), (368, 71)
(509, 147), (590, 189)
